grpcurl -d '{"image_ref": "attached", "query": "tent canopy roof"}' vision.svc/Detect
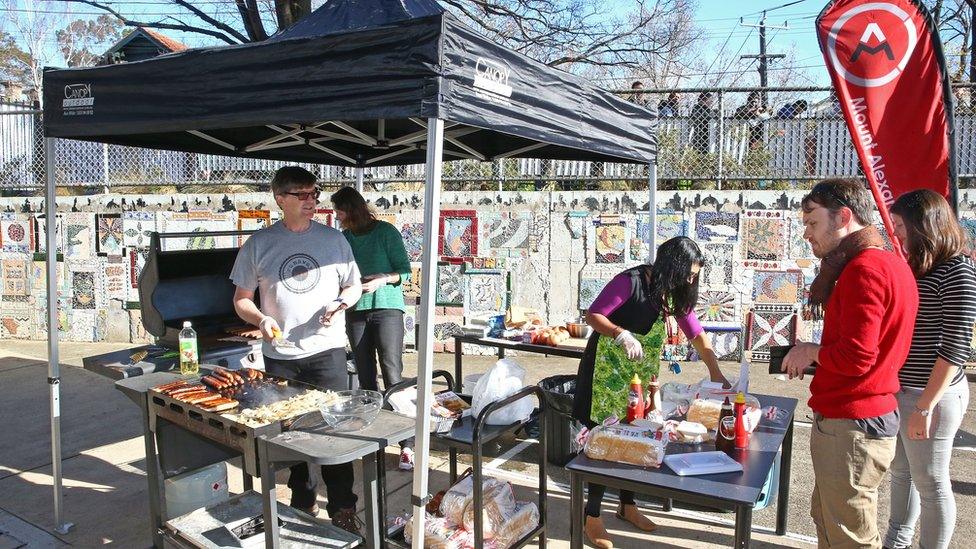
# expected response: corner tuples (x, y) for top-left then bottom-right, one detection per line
(43, 0), (655, 167)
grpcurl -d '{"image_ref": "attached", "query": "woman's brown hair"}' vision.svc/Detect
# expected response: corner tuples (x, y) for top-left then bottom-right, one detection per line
(330, 186), (376, 234)
(890, 189), (966, 278)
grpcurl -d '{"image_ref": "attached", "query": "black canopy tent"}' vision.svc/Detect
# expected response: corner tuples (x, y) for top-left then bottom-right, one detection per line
(42, 0), (657, 545)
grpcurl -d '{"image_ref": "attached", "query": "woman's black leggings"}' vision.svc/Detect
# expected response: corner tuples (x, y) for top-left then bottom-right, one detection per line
(586, 484), (635, 517)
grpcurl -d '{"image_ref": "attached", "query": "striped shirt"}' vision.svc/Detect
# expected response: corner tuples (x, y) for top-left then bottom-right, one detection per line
(899, 255), (976, 388)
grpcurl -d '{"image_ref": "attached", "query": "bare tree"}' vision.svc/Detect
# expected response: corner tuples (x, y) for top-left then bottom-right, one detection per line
(56, 14), (123, 67)
(2, 0), (62, 99)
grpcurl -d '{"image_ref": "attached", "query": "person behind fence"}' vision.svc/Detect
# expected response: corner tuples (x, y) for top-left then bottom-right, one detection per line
(782, 179), (918, 548)
(776, 99), (807, 119)
(689, 91), (715, 154)
(229, 166), (364, 534)
(330, 186), (416, 472)
(573, 236), (730, 549)
(628, 80), (647, 106)
(883, 190), (975, 549)
(733, 90), (769, 149)
(657, 92), (680, 117)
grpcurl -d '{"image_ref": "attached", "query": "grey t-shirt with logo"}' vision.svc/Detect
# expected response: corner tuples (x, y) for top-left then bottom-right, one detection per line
(230, 220), (360, 360)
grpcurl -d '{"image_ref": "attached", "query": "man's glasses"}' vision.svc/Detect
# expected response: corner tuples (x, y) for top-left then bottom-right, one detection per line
(282, 189), (321, 201)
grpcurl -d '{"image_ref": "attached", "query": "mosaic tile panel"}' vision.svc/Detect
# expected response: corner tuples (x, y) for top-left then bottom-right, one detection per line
(747, 304), (797, 361)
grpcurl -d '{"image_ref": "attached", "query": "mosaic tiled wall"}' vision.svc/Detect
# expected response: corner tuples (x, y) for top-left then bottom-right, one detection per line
(4, 190), (975, 357)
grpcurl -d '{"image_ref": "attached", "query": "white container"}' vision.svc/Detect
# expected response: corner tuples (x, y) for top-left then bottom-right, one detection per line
(164, 462), (229, 519)
(463, 374), (483, 395)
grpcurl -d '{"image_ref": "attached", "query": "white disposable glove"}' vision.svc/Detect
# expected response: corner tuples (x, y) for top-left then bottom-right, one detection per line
(258, 316), (281, 342)
(614, 330), (644, 361)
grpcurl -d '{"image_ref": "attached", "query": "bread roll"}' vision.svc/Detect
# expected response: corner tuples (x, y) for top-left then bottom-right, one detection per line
(494, 502), (540, 548)
(687, 398), (723, 430)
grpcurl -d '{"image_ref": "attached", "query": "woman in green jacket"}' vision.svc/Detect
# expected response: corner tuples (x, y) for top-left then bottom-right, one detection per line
(331, 187), (415, 470)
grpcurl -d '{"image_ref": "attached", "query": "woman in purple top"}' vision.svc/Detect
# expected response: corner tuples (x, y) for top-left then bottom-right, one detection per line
(576, 237), (730, 549)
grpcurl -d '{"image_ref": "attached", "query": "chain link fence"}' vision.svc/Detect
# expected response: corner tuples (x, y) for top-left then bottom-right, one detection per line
(3, 86), (975, 192)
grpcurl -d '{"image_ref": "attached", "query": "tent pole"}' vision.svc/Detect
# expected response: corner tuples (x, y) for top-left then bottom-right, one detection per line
(410, 118), (444, 549)
(354, 166), (364, 192)
(648, 161), (657, 264)
(45, 137), (72, 535)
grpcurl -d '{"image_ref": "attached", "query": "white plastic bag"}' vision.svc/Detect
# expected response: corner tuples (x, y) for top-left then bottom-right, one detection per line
(470, 359), (535, 425)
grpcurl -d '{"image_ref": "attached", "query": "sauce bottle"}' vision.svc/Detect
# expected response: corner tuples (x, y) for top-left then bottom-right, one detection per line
(644, 375), (661, 417)
(715, 397), (736, 454)
(626, 373), (644, 423)
(734, 392), (750, 449)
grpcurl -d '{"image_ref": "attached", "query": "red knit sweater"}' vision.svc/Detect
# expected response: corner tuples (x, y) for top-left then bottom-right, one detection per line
(810, 249), (918, 418)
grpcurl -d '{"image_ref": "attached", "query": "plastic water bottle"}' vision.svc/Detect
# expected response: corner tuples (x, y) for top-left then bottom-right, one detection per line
(178, 321), (199, 376)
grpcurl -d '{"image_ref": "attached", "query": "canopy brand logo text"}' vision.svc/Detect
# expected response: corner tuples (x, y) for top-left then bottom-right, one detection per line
(62, 83), (94, 116)
(473, 58), (513, 98)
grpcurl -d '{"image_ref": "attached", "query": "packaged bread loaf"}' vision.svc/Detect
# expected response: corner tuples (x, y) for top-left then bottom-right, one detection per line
(402, 513), (458, 549)
(584, 424), (667, 467)
(461, 480), (517, 539)
(494, 502), (540, 548)
(687, 398), (723, 430)
(439, 474), (506, 525)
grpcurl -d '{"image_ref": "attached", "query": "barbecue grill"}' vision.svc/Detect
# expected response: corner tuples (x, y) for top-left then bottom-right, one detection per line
(138, 230), (261, 371)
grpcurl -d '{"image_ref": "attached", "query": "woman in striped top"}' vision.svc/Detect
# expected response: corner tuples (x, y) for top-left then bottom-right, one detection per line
(884, 190), (975, 549)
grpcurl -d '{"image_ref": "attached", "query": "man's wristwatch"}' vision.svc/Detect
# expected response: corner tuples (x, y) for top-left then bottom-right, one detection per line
(913, 406), (931, 417)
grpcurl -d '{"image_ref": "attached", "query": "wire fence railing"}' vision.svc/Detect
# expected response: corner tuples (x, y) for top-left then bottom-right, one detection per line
(3, 86), (976, 191)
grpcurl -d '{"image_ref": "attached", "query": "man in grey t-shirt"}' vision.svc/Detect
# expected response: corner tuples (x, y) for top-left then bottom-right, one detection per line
(230, 166), (362, 534)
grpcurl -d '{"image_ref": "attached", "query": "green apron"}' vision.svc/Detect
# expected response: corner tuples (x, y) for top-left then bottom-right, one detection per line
(589, 318), (666, 424)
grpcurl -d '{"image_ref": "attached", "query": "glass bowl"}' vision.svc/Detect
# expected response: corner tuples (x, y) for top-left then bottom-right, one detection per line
(319, 389), (383, 432)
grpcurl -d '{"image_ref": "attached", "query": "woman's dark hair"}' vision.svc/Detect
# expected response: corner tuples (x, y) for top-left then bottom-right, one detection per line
(890, 189), (965, 278)
(330, 186), (375, 234)
(646, 237), (705, 316)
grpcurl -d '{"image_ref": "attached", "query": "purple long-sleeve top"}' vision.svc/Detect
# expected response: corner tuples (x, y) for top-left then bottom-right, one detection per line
(588, 272), (703, 340)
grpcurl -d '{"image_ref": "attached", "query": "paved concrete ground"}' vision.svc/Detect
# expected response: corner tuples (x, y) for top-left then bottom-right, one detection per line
(1, 339), (974, 548)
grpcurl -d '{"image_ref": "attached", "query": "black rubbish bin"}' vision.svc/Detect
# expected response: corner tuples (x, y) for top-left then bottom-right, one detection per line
(538, 374), (583, 466)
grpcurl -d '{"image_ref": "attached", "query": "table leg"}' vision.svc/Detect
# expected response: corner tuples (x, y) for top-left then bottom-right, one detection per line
(570, 472), (584, 549)
(449, 448), (458, 483)
(776, 417), (794, 536)
(243, 472), (253, 492)
(733, 505), (753, 548)
(142, 402), (165, 548)
(361, 452), (380, 549)
(662, 497), (673, 512)
(454, 339), (463, 391)
(377, 450), (387, 548)
(257, 439), (281, 549)
(498, 347), (505, 360)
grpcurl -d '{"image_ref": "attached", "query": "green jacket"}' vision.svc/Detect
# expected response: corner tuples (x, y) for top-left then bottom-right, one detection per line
(343, 220), (411, 312)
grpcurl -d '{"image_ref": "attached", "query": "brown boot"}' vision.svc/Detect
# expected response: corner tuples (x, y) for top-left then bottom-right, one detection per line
(616, 503), (657, 532)
(331, 507), (363, 537)
(584, 515), (614, 549)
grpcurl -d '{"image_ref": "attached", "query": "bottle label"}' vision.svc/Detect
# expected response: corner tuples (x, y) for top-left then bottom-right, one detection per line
(179, 338), (198, 365)
(719, 415), (736, 440)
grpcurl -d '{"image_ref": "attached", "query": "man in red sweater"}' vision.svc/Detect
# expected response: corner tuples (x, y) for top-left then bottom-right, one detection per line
(783, 179), (918, 548)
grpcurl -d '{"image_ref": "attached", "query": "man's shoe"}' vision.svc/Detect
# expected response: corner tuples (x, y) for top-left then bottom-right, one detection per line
(584, 515), (614, 549)
(293, 502), (319, 516)
(399, 447), (415, 471)
(616, 503), (657, 532)
(332, 507), (364, 537)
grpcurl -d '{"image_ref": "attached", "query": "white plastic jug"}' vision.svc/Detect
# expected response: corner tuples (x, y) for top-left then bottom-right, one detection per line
(164, 462), (229, 519)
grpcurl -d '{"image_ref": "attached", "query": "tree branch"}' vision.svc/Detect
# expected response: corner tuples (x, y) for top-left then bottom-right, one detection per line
(170, 0), (250, 43)
(60, 0), (243, 44)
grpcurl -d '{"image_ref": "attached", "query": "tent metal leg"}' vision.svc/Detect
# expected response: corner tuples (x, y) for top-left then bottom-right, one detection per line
(355, 166), (364, 192)
(45, 137), (72, 535)
(409, 118), (444, 549)
(647, 162), (657, 264)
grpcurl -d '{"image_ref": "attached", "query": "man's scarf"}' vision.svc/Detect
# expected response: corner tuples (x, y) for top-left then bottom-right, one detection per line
(808, 226), (886, 315)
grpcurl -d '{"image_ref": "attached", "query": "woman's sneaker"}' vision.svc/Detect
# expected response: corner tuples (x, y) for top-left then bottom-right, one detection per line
(399, 447), (415, 471)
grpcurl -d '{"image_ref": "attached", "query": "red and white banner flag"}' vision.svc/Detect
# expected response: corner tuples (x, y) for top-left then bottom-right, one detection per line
(816, 0), (957, 239)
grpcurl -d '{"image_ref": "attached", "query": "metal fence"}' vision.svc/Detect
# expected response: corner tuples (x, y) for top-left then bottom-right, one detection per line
(3, 86), (975, 191)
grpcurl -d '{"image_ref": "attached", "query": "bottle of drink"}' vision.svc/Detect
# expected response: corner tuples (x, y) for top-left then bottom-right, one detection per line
(178, 321), (199, 376)
(626, 372), (644, 423)
(715, 397), (736, 454)
(734, 392), (750, 449)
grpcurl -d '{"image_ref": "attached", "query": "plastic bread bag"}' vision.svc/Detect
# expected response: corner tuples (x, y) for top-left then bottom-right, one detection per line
(440, 474), (506, 525)
(461, 480), (517, 539)
(402, 513), (458, 549)
(583, 424), (668, 468)
(470, 359), (535, 425)
(493, 502), (540, 548)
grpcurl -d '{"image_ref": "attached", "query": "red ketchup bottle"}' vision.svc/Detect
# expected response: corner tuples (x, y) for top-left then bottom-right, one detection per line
(626, 373), (644, 423)
(734, 392), (750, 449)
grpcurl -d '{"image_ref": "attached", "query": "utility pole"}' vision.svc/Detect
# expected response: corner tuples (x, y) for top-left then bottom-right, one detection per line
(741, 12), (788, 109)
